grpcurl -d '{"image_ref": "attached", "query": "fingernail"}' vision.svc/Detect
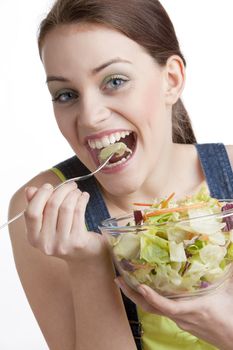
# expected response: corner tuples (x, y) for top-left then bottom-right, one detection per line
(43, 183), (53, 190)
(114, 278), (122, 288)
(137, 285), (147, 297)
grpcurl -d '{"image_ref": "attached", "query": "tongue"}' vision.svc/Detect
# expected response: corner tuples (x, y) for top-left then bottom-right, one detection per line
(109, 152), (127, 163)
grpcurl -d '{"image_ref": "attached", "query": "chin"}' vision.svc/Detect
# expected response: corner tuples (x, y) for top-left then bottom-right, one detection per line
(97, 174), (142, 197)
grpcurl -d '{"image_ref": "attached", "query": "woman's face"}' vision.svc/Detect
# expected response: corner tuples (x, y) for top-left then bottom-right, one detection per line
(41, 24), (174, 195)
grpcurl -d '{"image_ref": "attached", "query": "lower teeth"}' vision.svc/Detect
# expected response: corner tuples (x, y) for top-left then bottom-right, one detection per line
(105, 154), (131, 168)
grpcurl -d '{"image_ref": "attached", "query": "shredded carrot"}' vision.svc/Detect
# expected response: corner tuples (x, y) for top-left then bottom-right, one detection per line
(199, 235), (209, 241)
(133, 192), (176, 208)
(161, 192), (176, 208)
(144, 202), (208, 219)
(186, 232), (196, 240)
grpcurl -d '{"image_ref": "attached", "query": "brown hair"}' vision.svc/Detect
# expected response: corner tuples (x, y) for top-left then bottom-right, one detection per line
(38, 0), (196, 144)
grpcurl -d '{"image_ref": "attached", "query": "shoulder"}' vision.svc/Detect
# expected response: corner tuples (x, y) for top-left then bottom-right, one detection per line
(226, 145), (233, 169)
(9, 153), (84, 214)
(8, 168), (63, 274)
(7, 169), (76, 349)
(9, 169), (62, 215)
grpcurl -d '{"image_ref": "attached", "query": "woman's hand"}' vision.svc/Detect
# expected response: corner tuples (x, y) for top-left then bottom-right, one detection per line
(24, 182), (105, 262)
(115, 277), (233, 350)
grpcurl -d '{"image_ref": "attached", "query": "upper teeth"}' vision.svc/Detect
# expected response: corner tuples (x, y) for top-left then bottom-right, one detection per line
(88, 131), (131, 149)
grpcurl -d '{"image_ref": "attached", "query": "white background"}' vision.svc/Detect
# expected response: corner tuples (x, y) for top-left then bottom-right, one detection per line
(0, 1), (232, 349)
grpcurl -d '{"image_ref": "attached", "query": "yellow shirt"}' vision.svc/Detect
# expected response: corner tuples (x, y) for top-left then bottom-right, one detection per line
(137, 307), (218, 350)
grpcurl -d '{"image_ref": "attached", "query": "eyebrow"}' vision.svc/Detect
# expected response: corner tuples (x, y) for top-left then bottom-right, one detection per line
(46, 76), (69, 83)
(46, 57), (132, 83)
(91, 57), (132, 74)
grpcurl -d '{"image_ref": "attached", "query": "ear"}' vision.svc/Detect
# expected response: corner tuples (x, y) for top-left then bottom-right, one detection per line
(163, 55), (185, 105)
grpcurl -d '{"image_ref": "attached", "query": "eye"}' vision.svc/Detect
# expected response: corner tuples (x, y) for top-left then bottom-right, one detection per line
(52, 90), (78, 104)
(103, 74), (129, 91)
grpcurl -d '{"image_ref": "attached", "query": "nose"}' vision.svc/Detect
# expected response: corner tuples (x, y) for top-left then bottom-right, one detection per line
(77, 93), (111, 128)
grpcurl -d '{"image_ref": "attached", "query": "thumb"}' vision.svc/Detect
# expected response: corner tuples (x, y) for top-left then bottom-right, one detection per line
(71, 191), (90, 235)
(25, 186), (38, 203)
(137, 284), (178, 317)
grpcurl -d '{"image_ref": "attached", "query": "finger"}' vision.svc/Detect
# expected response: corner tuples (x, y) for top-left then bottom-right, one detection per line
(70, 191), (90, 238)
(115, 277), (165, 315)
(24, 183), (54, 243)
(25, 186), (38, 202)
(137, 284), (184, 318)
(56, 189), (82, 240)
(42, 181), (78, 236)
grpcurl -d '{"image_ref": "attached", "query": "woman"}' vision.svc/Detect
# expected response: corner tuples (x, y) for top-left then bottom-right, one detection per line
(8, 0), (233, 349)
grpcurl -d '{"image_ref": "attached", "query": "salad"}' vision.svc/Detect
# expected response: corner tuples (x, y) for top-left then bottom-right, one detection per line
(107, 186), (233, 297)
(99, 142), (132, 162)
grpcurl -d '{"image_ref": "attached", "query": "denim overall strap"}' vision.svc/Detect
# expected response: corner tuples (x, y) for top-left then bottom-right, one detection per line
(52, 155), (143, 349)
(195, 143), (233, 198)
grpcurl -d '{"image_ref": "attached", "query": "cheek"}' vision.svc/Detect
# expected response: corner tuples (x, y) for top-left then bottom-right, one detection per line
(146, 92), (162, 124)
(54, 109), (80, 147)
(133, 80), (165, 128)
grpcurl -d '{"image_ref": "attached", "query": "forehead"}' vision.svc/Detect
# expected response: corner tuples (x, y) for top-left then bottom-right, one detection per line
(41, 23), (150, 75)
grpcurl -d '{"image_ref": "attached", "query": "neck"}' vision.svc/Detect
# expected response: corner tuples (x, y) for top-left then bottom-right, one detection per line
(101, 141), (184, 215)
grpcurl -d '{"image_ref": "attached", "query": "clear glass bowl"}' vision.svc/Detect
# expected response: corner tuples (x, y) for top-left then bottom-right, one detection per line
(99, 201), (233, 299)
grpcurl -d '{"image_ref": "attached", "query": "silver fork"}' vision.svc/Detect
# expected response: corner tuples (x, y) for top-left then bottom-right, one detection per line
(0, 154), (113, 231)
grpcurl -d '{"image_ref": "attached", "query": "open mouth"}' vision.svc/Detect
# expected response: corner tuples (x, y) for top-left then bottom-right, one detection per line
(87, 130), (137, 168)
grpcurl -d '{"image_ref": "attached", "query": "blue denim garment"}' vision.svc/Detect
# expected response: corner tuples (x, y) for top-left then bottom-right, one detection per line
(195, 143), (233, 198)
(53, 143), (233, 350)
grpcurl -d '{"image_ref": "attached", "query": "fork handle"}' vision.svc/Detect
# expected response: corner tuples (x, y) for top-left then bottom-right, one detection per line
(1, 154), (114, 231)
(0, 175), (92, 230)
(0, 209), (25, 230)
